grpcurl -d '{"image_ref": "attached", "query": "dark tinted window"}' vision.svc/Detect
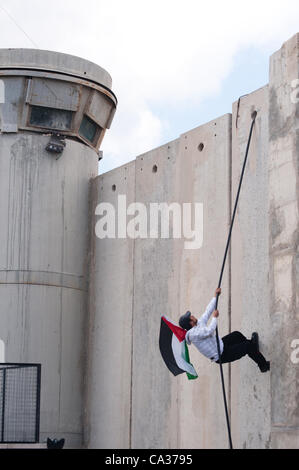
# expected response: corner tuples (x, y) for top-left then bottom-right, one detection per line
(79, 115), (99, 144)
(30, 106), (73, 131)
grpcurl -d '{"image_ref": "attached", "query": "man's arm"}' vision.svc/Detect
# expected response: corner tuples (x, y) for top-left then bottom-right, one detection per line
(194, 311), (219, 339)
(199, 288), (221, 325)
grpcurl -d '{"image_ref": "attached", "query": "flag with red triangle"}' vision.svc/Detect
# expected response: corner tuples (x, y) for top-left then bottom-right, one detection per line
(159, 316), (198, 380)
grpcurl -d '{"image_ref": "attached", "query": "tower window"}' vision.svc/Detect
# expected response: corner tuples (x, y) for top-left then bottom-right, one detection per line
(29, 105), (73, 131)
(79, 115), (100, 144)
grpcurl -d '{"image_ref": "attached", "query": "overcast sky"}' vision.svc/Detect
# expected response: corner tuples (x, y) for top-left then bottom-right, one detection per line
(0, 0), (298, 173)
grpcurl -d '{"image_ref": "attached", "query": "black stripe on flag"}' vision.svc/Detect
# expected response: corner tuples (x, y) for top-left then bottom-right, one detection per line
(159, 317), (185, 376)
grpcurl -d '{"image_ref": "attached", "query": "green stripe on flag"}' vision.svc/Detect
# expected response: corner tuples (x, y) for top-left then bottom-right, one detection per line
(183, 341), (198, 380)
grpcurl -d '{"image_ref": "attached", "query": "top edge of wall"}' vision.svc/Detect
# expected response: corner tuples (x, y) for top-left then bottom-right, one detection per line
(232, 84), (269, 109)
(95, 159), (136, 181)
(270, 32), (299, 60)
(98, 138), (180, 179)
(180, 112), (232, 139)
(136, 137), (180, 161)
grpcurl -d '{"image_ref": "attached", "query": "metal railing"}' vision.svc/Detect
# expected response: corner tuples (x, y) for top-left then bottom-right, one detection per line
(0, 364), (41, 444)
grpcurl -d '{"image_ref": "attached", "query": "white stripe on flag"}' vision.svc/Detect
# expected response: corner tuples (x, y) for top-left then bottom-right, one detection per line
(171, 334), (197, 377)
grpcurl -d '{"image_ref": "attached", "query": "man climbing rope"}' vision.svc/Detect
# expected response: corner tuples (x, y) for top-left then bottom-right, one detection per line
(179, 288), (270, 373)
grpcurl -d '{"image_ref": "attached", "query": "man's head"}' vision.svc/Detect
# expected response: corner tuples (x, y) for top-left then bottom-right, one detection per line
(179, 311), (197, 331)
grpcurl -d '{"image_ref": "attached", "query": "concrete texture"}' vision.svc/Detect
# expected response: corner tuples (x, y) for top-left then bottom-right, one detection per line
(0, 134), (98, 447)
(87, 116), (232, 449)
(268, 33), (299, 446)
(84, 161), (136, 449)
(131, 140), (181, 449)
(231, 86), (271, 449)
(176, 116), (231, 449)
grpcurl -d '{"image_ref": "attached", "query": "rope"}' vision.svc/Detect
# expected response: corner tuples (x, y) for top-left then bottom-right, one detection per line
(0, 4), (39, 49)
(215, 110), (257, 449)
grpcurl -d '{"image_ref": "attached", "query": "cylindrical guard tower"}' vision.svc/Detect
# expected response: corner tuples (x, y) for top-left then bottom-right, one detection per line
(0, 49), (117, 447)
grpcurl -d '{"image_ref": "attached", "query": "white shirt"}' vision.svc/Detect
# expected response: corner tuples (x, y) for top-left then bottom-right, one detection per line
(185, 297), (224, 362)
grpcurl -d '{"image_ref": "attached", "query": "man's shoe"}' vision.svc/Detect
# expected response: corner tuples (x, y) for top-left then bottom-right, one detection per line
(251, 332), (259, 352)
(259, 361), (270, 373)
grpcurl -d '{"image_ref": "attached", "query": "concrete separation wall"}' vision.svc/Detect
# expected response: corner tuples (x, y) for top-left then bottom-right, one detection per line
(84, 161), (136, 449)
(131, 140), (181, 449)
(268, 33), (299, 448)
(85, 33), (299, 449)
(86, 115), (232, 448)
(231, 86), (271, 448)
(176, 115), (231, 449)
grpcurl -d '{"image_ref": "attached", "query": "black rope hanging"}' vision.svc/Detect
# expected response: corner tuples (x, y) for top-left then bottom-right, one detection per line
(215, 110), (257, 449)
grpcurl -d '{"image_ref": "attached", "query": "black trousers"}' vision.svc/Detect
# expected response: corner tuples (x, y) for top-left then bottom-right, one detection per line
(216, 331), (268, 369)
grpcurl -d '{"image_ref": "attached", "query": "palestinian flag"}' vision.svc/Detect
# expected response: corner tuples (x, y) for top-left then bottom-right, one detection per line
(159, 316), (198, 380)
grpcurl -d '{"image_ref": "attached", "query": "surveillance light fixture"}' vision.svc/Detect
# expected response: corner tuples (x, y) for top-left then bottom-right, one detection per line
(46, 133), (66, 159)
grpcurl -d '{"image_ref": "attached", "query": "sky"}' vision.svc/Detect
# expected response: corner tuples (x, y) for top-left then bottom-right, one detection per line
(0, 0), (299, 173)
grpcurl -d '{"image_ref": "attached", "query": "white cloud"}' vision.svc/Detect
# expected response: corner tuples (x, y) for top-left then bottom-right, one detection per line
(0, 0), (299, 171)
